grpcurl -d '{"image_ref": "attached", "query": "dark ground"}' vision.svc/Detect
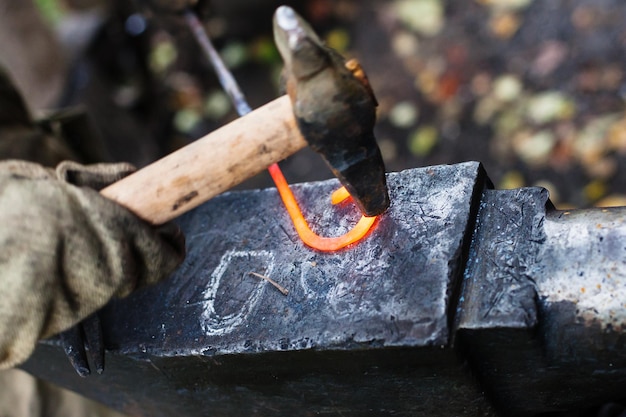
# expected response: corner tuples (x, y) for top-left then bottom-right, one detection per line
(51, 0), (626, 208)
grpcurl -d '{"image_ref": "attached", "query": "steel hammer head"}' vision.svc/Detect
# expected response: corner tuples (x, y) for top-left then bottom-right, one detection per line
(273, 6), (390, 217)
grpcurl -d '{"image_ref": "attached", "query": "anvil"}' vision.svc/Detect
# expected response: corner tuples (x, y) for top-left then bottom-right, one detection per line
(22, 162), (626, 416)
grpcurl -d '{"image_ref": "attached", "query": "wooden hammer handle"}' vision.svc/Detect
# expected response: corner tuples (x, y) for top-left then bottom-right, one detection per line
(100, 95), (306, 225)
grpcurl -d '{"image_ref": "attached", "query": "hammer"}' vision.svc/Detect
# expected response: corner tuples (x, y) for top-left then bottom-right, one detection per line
(100, 6), (389, 224)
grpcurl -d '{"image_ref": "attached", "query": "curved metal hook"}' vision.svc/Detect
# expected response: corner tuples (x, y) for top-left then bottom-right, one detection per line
(267, 164), (376, 251)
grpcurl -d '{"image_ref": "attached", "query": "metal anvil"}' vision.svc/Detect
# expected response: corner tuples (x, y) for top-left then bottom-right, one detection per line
(22, 162), (626, 416)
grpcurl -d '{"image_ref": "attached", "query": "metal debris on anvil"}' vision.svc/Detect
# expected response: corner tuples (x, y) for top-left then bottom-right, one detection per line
(22, 162), (626, 416)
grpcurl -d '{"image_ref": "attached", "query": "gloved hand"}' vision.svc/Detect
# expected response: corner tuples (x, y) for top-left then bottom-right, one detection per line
(0, 160), (185, 369)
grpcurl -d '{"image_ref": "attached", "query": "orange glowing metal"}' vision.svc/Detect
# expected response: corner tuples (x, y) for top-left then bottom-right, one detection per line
(330, 186), (351, 205)
(267, 163), (377, 251)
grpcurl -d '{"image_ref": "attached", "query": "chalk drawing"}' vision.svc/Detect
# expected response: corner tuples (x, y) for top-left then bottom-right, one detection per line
(298, 260), (327, 299)
(200, 250), (275, 336)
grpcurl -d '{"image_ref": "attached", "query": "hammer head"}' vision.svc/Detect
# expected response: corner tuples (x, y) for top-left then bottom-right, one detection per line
(273, 6), (390, 217)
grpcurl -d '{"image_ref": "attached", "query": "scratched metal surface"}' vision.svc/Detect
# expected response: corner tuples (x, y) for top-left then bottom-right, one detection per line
(106, 162), (485, 356)
(24, 163), (626, 415)
(23, 162), (499, 417)
(456, 188), (626, 416)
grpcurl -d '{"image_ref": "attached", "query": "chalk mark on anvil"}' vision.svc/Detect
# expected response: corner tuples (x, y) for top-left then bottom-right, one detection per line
(196, 248), (392, 336)
(200, 250), (275, 336)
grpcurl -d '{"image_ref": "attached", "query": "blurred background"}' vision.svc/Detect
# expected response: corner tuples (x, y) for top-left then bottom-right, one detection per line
(3, 0), (626, 209)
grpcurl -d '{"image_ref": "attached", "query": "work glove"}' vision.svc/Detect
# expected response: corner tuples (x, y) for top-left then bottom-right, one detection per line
(0, 160), (185, 369)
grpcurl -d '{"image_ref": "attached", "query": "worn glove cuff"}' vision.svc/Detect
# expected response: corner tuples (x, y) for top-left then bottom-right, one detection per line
(0, 160), (185, 368)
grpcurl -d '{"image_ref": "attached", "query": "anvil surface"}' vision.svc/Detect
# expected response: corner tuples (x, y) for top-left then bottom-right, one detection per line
(456, 187), (626, 416)
(22, 162), (626, 416)
(24, 162), (497, 416)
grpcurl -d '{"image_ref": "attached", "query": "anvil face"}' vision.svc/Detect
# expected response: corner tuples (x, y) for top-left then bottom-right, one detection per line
(24, 162), (496, 416)
(22, 162), (626, 416)
(107, 162), (484, 356)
